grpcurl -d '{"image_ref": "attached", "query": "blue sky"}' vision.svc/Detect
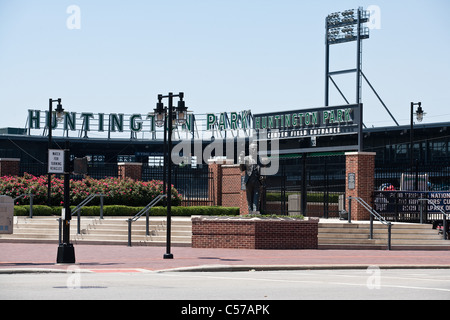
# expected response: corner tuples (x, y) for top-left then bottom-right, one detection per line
(0, 0), (449, 129)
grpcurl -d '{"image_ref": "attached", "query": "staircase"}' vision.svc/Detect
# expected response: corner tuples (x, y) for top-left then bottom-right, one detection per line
(0, 216), (192, 247)
(319, 220), (450, 250)
(2, 216), (450, 250)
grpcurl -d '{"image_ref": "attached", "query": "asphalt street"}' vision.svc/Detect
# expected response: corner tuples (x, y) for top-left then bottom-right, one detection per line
(1, 268), (450, 301)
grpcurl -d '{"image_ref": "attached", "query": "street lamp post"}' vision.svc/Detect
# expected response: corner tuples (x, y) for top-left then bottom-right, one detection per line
(47, 98), (64, 206)
(154, 92), (187, 259)
(410, 102), (425, 190)
(46, 99), (75, 264)
(56, 139), (75, 264)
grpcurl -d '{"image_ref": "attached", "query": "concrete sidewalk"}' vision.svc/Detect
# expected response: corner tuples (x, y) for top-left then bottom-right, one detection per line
(1, 242), (450, 273)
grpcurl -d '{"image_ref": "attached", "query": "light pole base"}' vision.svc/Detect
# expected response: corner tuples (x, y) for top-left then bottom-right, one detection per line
(163, 253), (174, 259)
(56, 243), (76, 264)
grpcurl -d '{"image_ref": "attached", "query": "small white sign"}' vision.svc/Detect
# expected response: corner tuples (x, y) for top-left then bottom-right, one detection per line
(48, 149), (65, 174)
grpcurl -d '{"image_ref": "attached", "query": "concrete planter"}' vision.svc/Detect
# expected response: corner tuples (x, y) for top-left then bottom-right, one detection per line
(191, 216), (318, 249)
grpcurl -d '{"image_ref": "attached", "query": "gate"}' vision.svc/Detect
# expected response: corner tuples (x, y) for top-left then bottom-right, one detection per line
(263, 153), (346, 218)
(142, 164), (214, 207)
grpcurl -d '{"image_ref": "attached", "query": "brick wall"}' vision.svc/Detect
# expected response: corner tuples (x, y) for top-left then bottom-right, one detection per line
(221, 165), (242, 207)
(0, 158), (20, 177)
(208, 160), (248, 214)
(192, 216), (318, 249)
(118, 162), (142, 181)
(208, 160), (224, 206)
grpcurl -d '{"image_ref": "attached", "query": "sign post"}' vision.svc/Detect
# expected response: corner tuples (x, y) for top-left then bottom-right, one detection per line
(56, 145), (76, 264)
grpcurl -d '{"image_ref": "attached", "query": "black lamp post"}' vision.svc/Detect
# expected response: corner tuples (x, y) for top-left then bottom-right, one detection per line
(154, 92), (187, 259)
(47, 99), (75, 264)
(56, 140), (75, 264)
(47, 98), (64, 206)
(410, 102), (425, 190)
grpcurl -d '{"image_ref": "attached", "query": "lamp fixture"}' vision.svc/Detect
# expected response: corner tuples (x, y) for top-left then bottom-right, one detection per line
(55, 99), (64, 123)
(414, 103), (425, 123)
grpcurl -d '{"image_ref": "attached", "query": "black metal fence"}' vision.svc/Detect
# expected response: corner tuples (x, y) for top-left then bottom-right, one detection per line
(142, 164), (213, 207)
(375, 163), (450, 192)
(20, 162), (119, 180)
(373, 191), (449, 223)
(19, 162), (213, 207)
(263, 154), (346, 218)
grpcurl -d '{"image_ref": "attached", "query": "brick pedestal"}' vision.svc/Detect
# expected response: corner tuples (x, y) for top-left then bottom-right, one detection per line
(118, 162), (142, 181)
(192, 216), (318, 249)
(0, 158), (20, 177)
(345, 152), (376, 221)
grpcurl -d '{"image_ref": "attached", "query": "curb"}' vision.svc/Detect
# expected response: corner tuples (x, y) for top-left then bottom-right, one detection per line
(3, 264), (450, 274)
(157, 264), (450, 272)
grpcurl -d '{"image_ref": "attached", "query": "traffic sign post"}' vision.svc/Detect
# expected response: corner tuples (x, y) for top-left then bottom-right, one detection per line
(53, 146), (75, 264)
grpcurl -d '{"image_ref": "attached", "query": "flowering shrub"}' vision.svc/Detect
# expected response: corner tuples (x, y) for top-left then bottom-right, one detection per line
(0, 173), (182, 207)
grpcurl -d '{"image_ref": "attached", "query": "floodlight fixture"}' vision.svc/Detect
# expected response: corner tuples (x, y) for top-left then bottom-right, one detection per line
(326, 7), (370, 45)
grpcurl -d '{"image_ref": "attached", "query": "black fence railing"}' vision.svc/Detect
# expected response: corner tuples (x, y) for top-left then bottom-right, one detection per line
(18, 162), (214, 207)
(19, 162), (119, 180)
(373, 191), (449, 223)
(375, 163), (450, 191)
(20, 162), (48, 177)
(263, 155), (346, 218)
(142, 164), (213, 207)
(374, 164), (450, 223)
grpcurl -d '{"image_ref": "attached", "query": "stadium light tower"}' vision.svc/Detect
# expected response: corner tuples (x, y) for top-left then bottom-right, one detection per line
(324, 7), (370, 107)
(324, 7), (400, 127)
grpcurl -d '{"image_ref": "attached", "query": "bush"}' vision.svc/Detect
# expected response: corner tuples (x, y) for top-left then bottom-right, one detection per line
(0, 174), (182, 207)
(14, 205), (240, 217)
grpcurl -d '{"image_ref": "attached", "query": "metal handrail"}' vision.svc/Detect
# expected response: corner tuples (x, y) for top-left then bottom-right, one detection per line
(12, 193), (34, 218)
(418, 198), (448, 240)
(71, 193), (106, 235)
(348, 196), (392, 250)
(127, 194), (167, 247)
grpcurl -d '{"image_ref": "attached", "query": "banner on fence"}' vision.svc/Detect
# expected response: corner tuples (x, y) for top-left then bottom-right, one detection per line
(374, 191), (450, 214)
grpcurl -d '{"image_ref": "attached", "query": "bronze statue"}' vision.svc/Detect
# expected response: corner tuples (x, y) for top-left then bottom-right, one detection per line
(239, 142), (263, 213)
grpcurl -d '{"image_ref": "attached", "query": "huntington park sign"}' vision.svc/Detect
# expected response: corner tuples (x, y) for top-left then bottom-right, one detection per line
(26, 103), (361, 145)
(253, 104), (359, 139)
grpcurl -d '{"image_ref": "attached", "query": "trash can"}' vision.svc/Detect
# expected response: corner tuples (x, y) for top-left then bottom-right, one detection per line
(0, 195), (14, 234)
(288, 194), (301, 216)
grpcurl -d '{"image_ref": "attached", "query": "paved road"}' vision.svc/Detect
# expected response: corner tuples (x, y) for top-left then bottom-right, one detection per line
(1, 268), (450, 301)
